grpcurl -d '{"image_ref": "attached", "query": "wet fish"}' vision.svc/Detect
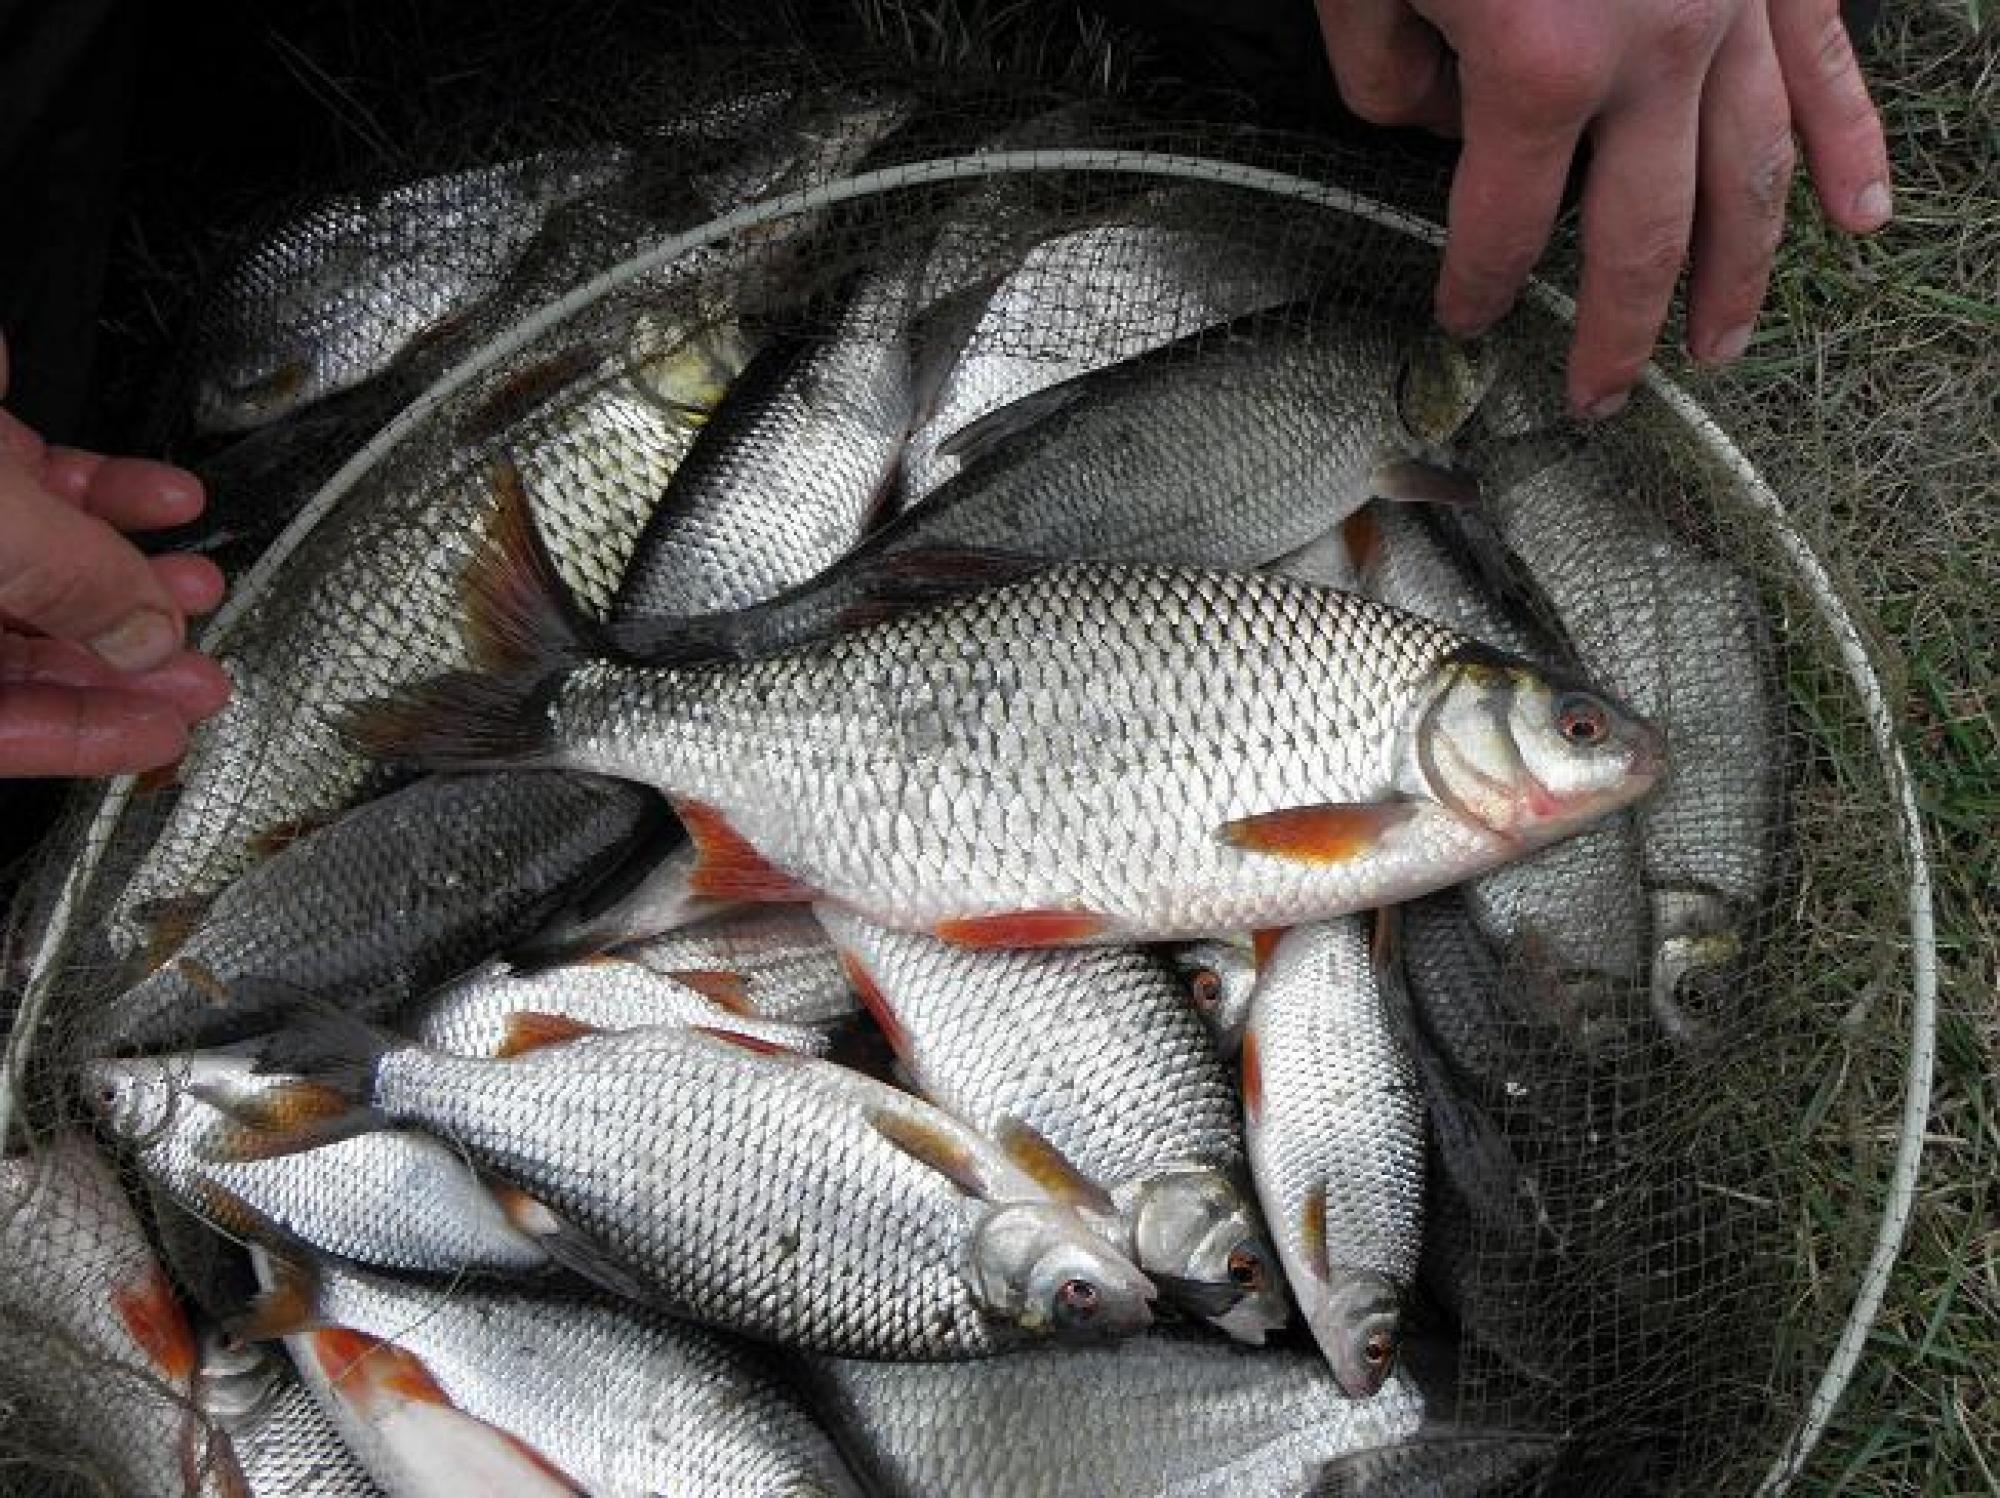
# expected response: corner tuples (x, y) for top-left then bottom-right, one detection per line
(220, 1018), (1155, 1359)
(801, 1328), (1426, 1498)
(349, 494), (1664, 946)
(512, 840), (723, 962)
(395, 956), (831, 1058)
(1243, 919), (1425, 1397)
(619, 905), (859, 1026)
(1345, 500), (1649, 1038)
(609, 260), (923, 626)
(618, 307), (1490, 660)
(86, 1052), (550, 1275)
(94, 771), (658, 1053)
(818, 909), (1287, 1342)
(197, 1333), (381, 1496)
(112, 322), (742, 949)
(194, 148), (633, 432)
(0, 1133), (245, 1496)
(253, 1259), (866, 1497)
(1166, 938), (1259, 1057)
(898, 219), (1323, 503)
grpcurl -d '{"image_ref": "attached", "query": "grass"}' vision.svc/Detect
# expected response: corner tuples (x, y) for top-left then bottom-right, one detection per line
(1683, 6), (1998, 1492)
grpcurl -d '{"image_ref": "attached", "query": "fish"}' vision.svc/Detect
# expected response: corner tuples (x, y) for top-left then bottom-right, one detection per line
(1344, 499), (1649, 1041)
(817, 908), (1287, 1342)
(615, 306), (1491, 661)
(1165, 938), (1259, 1057)
(1469, 396), (1779, 1037)
(1242, 918), (1425, 1397)
(800, 1328), (1427, 1498)
(347, 487), (1664, 946)
(193, 148), (634, 432)
(196, 1333), (381, 1496)
(85, 1052), (551, 1275)
(0, 1133), (246, 1496)
(510, 840), (724, 962)
(607, 259), (925, 626)
(92, 771), (660, 1054)
(394, 955), (831, 1058)
(249, 1258), (867, 1498)
(617, 905), (860, 1026)
(1306, 1428), (1567, 1497)
(215, 1016), (1156, 1359)
(111, 319), (744, 951)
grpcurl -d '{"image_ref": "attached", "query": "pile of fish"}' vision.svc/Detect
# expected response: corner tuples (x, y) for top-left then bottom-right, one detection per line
(5, 77), (1780, 1498)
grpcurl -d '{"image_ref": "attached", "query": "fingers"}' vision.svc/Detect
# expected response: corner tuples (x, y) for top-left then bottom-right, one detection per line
(1770, 0), (1892, 231)
(41, 448), (207, 530)
(1567, 81), (1705, 416)
(1687, 2), (1795, 365)
(1316, 0), (1462, 132)
(0, 453), (190, 672)
(0, 683), (191, 779)
(1, 634), (231, 723)
(148, 554), (227, 618)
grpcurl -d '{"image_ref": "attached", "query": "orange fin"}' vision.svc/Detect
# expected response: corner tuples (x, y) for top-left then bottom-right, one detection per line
(1240, 1029), (1264, 1127)
(837, 951), (911, 1062)
(673, 799), (817, 903)
(112, 1262), (196, 1381)
(174, 956), (230, 1004)
(1251, 928), (1287, 971)
(227, 1253), (322, 1343)
(1218, 803), (1417, 865)
(1340, 508), (1383, 578)
(995, 1119), (1114, 1215)
(496, 1011), (600, 1058)
(692, 1023), (807, 1061)
(665, 968), (753, 1014)
(869, 1107), (992, 1199)
(1370, 457), (1481, 505)
(138, 898), (209, 970)
(933, 910), (1109, 948)
(1300, 1184), (1331, 1282)
(248, 817), (330, 860)
(192, 1079), (383, 1163)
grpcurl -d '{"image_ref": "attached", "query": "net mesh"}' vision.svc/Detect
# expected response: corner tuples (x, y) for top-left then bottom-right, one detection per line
(0, 32), (1937, 1498)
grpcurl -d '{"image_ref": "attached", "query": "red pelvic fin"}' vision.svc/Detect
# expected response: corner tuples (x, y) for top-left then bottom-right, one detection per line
(837, 950), (912, 1062)
(112, 1262), (196, 1382)
(1218, 802), (1417, 865)
(932, 910), (1109, 949)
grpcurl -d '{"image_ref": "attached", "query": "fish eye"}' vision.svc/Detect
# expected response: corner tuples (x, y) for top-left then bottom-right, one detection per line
(1363, 1330), (1396, 1368)
(1054, 1278), (1101, 1324)
(1188, 968), (1223, 1011)
(1554, 693), (1610, 747)
(1225, 1245), (1264, 1290)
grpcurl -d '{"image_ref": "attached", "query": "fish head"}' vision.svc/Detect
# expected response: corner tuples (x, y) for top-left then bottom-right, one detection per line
(1167, 942), (1257, 1057)
(1130, 1168), (1290, 1343)
(1306, 1269), (1405, 1399)
(969, 1201), (1155, 1343)
(1395, 332), (1498, 451)
(1415, 649), (1664, 842)
(627, 311), (756, 416)
(79, 1057), (182, 1144)
(192, 357), (319, 434)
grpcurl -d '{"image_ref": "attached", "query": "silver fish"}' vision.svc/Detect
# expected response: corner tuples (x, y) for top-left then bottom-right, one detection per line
(395, 956), (830, 1058)
(197, 1333), (381, 1497)
(225, 1020), (1155, 1358)
(817, 909), (1287, 1342)
(351, 510), (1664, 946)
(86, 1052), (550, 1275)
(512, 841), (724, 962)
(1243, 919), (1425, 1397)
(266, 1260), (866, 1497)
(898, 219), (1322, 504)
(194, 148), (632, 432)
(620, 905), (859, 1026)
(112, 319), (743, 948)
(609, 261), (922, 626)
(94, 771), (658, 1054)
(1346, 499), (1649, 1038)
(1166, 938), (1259, 1057)
(620, 309), (1489, 660)
(801, 1328), (1427, 1498)
(0, 1134), (245, 1496)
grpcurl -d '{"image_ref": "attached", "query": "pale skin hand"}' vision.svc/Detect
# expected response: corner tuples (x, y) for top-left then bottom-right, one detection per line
(1315, 0), (1893, 415)
(0, 332), (230, 778)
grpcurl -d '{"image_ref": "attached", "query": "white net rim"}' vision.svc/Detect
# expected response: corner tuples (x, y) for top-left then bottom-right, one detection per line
(5, 146), (1938, 1495)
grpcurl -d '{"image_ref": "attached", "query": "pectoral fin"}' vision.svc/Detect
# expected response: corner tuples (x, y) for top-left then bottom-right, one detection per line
(1217, 803), (1416, 864)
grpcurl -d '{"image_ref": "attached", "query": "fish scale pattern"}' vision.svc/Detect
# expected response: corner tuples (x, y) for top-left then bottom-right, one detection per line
(623, 907), (860, 1025)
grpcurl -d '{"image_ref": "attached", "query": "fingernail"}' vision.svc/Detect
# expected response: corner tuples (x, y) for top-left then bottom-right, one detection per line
(1852, 181), (1892, 229)
(89, 611), (181, 673)
(1702, 323), (1754, 366)
(1581, 390), (1629, 422)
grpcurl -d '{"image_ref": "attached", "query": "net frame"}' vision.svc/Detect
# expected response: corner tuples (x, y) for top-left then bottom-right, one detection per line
(1, 143), (1938, 1495)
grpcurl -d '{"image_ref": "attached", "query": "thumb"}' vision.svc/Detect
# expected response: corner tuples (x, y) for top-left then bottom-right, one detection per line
(0, 450), (188, 672)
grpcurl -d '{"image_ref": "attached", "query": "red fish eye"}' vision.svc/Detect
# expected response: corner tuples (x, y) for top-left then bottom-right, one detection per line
(1226, 1247), (1263, 1289)
(1364, 1331), (1396, 1367)
(1189, 969), (1223, 1010)
(1056, 1279), (1100, 1318)
(1556, 695), (1608, 746)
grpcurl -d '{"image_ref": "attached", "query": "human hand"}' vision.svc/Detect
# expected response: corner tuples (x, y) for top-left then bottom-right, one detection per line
(0, 333), (230, 779)
(1314, 0), (1892, 415)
